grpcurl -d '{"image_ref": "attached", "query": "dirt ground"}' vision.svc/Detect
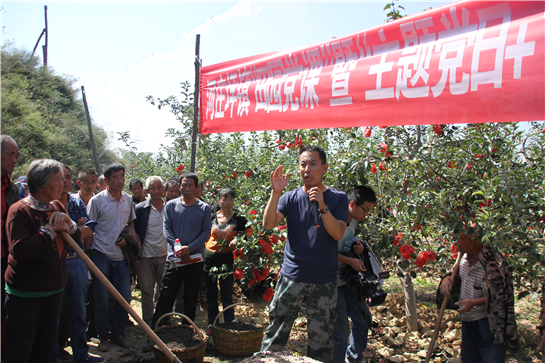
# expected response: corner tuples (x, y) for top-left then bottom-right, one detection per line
(58, 267), (542, 363)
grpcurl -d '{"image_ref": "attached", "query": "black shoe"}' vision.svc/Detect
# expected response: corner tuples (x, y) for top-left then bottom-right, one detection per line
(112, 333), (132, 348)
(57, 348), (72, 360)
(142, 339), (153, 353)
(97, 338), (110, 352)
(73, 354), (105, 363)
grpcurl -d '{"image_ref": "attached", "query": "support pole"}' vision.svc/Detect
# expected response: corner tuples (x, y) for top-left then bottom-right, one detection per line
(81, 86), (101, 173)
(42, 6), (48, 67)
(32, 29), (46, 58)
(190, 34), (201, 173)
(60, 232), (181, 363)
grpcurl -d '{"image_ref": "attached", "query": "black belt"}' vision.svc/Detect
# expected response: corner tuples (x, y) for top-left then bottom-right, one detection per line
(66, 252), (78, 260)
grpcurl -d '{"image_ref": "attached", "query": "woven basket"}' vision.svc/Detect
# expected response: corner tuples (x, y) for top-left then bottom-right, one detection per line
(152, 313), (208, 363)
(211, 303), (264, 356)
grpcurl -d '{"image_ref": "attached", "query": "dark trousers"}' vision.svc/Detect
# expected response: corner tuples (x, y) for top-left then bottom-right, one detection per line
(204, 261), (234, 326)
(57, 291), (71, 347)
(4, 291), (64, 363)
(90, 251), (131, 339)
(56, 258), (90, 360)
(85, 279), (97, 339)
(333, 285), (370, 363)
(151, 262), (203, 329)
(1, 255), (7, 355)
(461, 317), (506, 363)
(1, 255), (7, 321)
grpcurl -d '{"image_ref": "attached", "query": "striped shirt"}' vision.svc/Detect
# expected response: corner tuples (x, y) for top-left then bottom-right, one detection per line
(458, 253), (487, 322)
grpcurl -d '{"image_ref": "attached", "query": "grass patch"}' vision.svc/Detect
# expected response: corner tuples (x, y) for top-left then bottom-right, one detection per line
(414, 277), (437, 289)
(382, 280), (402, 294)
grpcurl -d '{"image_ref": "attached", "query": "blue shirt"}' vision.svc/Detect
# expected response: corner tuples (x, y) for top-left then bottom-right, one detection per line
(337, 218), (358, 286)
(278, 187), (349, 284)
(163, 198), (211, 261)
(67, 193), (95, 251)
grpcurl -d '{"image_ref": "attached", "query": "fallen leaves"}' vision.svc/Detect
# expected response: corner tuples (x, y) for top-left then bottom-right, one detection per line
(366, 293), (464, 362)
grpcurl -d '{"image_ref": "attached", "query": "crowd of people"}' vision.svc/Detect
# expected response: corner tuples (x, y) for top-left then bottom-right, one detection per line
(1, 134), (518, 363)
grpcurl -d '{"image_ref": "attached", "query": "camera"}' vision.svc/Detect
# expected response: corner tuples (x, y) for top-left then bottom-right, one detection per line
(348, 270), (389, 307)
(341, 239), (390, 307)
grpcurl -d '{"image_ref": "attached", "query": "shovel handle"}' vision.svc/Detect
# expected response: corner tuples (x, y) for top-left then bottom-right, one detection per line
(60, 231), (181, 363)
(424, 252), (462, 363)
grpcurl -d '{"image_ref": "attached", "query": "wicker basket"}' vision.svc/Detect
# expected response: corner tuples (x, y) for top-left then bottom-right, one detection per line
(211, 303), (264, 356)
(152, 313), (208, 363)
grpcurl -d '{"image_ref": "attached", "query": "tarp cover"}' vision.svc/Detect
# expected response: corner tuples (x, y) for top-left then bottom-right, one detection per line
(200, 1), (544, 134)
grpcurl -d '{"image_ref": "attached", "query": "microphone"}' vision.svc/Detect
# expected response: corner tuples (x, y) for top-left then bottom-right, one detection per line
(313, 201), (320, 228)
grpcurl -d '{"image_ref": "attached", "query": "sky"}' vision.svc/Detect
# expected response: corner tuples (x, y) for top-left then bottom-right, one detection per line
(3, 0), (453, 153)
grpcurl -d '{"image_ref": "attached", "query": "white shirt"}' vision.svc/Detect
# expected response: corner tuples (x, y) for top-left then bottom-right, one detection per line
(142, 204), (167, 258)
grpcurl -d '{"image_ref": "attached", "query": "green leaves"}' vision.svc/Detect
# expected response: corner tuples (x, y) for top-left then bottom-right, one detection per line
(1, 44), (116, 176)
(384, 1), (407, 22)
(142, 76), (545, 291)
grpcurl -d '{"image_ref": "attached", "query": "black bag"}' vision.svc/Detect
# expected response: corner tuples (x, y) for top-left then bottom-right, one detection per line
(435, 273), (461, 310)
(342, 243), (388, 307)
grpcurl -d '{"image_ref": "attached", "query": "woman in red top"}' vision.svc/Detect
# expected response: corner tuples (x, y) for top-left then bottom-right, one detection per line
(4, 159), (80, 363)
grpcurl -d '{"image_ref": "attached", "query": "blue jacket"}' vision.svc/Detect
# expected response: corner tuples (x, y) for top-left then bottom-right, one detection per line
(134, 199), (152, 246)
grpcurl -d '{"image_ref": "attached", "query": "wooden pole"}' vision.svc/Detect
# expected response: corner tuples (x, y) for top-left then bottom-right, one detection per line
(424, 252), (462, 363)
(42, 6), (48, 67)
(190, 34), (201, 173)
(539, 283), (545, 362)
(59, 231), (181, 363)
(81, 86), (101, 173)
(32, 29), (46, 58)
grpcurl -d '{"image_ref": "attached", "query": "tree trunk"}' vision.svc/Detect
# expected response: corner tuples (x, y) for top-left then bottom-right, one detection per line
(397, 265), (418, 331)
(539, 280), (545, 363)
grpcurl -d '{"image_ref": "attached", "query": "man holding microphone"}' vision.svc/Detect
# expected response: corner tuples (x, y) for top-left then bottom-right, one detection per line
(261, 145), (349, 362)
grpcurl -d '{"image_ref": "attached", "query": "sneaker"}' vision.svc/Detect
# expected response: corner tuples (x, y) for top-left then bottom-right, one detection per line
(113, 333), (132, 348)
(73, 353), (105, 363)
(97, 338), (110, 352)
(142, 339), (153, 353)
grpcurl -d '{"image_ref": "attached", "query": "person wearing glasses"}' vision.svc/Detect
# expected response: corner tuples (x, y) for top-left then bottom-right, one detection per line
(333, 186), (377, 363)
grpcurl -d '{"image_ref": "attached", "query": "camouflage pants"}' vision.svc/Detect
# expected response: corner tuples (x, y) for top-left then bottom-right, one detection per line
(261, 273), (337, 363)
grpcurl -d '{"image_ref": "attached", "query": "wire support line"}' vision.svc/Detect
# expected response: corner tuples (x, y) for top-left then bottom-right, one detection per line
(87, 2), (237, 91)
(2, 6), (42, 12)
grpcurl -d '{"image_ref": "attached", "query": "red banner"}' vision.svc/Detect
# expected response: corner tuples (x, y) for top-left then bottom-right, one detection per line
(200, 1), (544, 134)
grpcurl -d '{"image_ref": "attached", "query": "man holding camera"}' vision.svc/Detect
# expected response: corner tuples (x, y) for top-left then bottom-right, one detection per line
(333, 186), (377, 363)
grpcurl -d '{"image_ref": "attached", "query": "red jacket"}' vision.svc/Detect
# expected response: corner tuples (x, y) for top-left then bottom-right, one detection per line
(5, 199), (80, 292)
